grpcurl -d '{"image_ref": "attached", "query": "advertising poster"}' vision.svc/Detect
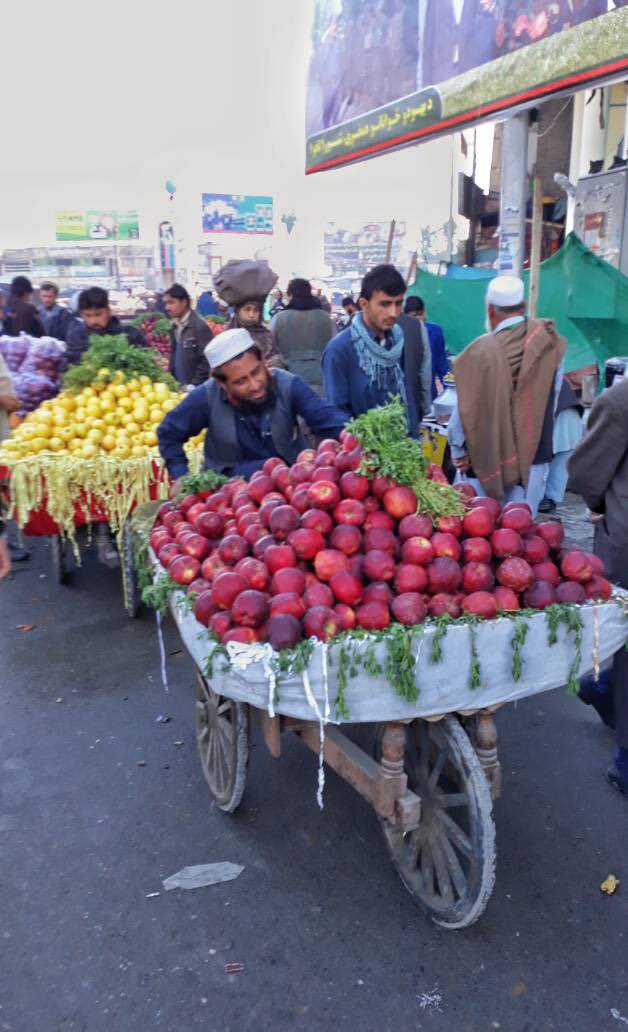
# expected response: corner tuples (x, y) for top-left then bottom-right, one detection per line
(55, 210), (140, 241)
(201, 194), (274, 234)
(324, 220), (407, 276)
(305, 1), (628, 173)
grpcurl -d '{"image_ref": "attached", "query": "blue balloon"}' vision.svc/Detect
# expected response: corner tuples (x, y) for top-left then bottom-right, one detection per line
(165, 179), (176, 196)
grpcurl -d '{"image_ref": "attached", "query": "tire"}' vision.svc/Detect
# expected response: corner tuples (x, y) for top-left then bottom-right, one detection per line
(375, 715), (496, 929)
(195, 670), (249, 813)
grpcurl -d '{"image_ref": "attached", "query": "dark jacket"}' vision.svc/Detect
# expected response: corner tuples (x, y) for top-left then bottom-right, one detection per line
(397, 313), (429, 424)
(271, 307), (335, 386)
(38, 304), (78, 343)
(168, 309), (212, 387)
(4, 299), (44, 338)
(568, 378), (628, 588)
(65, 316), (147, 365)
(158, 368), (346, 479)
(425, 321), (449, 398)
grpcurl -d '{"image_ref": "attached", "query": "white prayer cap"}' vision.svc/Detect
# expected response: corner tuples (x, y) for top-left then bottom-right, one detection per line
(486, 275), (525, 307)
(204, 327), (255, 370)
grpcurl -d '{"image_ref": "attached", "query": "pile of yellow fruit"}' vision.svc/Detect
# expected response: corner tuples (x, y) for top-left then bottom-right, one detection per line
(2, 369), (203, 462)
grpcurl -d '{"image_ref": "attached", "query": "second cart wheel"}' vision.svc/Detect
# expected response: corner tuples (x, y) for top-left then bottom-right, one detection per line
(195, 670), (249, 813)
(51, 535), (69, 584)
(375, 715), (496, 929)
(121, 522), (140, 619)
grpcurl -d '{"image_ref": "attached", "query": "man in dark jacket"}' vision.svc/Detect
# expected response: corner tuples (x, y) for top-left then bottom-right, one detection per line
(404, 295), (449, 399)
(65, 287), (147, 365)
(568, 377), (628, 798)
(4, 276), (44, 337)
(321, 265), (431, 435)
(37, 281), (77, 342)
(158, 327), (346, 487)
(271, 278), (333, 387)
(164, 283), (212, 387)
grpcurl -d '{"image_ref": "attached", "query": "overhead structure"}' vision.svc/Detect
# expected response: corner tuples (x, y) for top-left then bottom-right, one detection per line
(305, 3), (628, 175)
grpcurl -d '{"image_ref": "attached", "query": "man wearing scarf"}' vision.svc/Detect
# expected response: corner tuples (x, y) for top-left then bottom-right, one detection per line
(447, 276), (565, 515)
(321, 264), (430, 436)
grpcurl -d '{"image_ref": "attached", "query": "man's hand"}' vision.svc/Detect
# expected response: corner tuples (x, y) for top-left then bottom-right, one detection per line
(0, 394), (20, 413)
(0, 538), (11, 581)
(169, 478), (184, 500)
(452, 454), (471, 474)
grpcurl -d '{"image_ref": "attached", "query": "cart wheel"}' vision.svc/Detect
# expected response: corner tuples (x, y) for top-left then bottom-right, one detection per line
(195, 670), (249, 813)
(51, 535), (69, 584)
(375, 715), (496, 929)
(122, 522), (140, 619)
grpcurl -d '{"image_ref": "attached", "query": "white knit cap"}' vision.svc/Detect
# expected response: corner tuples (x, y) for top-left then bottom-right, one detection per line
(204, 327), (255, 370)
(486, 275), (525, 307)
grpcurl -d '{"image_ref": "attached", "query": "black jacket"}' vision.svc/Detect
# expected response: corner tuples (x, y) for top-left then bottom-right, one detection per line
(168, 309), (212, 387)
(4, 300), (44, 338)
(47, 306), (78, 344)
(65, 316), (147, 365)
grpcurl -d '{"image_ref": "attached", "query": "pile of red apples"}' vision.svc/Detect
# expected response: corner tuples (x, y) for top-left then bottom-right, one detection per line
(149, 432), (611, 651)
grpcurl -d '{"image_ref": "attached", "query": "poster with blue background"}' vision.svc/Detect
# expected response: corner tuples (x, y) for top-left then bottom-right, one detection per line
(202, 193), (273, 234)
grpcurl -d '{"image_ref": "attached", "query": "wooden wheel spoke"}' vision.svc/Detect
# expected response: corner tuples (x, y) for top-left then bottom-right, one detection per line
(430, 833), (455, 906)
(433, 825), (468, 901)
(428, 745), (450, 791)
(420, 840), (434, 899)
(404, 826), (425, 870)
(419, 722), (430, 782)
(435, 809), (472, 857)
(438, 792), (469, 809)
(217, 700), (231, 716)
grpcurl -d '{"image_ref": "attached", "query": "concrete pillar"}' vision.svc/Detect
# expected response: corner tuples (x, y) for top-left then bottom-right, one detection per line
(498, 113), (528, 277)
(578, 87), (609, 177)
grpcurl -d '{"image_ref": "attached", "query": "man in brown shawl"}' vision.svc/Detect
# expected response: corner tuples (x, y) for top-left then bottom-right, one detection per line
(447, 276), (565, 516)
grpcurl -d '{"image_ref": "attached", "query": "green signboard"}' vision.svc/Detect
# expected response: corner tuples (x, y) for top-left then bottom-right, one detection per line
(56, 210), (140, 241)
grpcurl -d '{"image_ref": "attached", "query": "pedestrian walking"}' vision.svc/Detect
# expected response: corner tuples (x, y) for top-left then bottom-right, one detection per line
(214, 259), (286, 369)
(164, 283), (212, 388)
(404, 295), (449, 399)
(37, 281), (77, 342)
(538, 381), (583, 514)
(271, 278), (334, 387)
(4, 276), (44, 338)
(196, 289), (219, 317)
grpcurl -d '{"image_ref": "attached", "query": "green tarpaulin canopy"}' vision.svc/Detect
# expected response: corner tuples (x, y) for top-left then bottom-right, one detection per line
(409, 233), (628, 374)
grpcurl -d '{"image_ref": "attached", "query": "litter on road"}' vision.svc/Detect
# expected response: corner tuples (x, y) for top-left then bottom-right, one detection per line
(162, 862), (244, 891)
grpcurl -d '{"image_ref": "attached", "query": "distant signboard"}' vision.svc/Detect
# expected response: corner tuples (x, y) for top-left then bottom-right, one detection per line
(306, 3), (628, 173)
(202, 193), (273, 235)
(324, 221), (406, 277)
(56, 210), (140, 241)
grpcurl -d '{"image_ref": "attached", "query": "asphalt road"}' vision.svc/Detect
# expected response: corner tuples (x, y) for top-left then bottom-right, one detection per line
(1, 527), (627, 1032)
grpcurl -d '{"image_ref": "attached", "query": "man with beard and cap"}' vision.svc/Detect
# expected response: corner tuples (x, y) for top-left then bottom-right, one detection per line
(157, 327), (346, 491)
(447, 275), (565, 515)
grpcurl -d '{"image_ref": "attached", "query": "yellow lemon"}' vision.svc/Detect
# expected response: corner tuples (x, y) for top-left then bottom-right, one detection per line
(97, 367), (110, 378)
(131, 445), (145, 458)
(33, 423), (52, 440)
(143, 430), (158, 447)
(161, 398), (177, 413)
(118, 396), (133, 412)
(81, 443), (98, 459)
(126, 378), (140, 391)
(138, 375), (151, 386)
(112, 383), (128, 398)
(36, 410), (54, 425)
(99, 396), (115, 413)
(74, 424), (88, 439)
(115, 446), (131, 460)
(48, 437), (63, 452)
(30, 437), (48, 453)
(102, 434), (116, 451)
(81, 387), (96, 400)
(125, 421), (141, 436)
(58, 427), (74, 443)
(104, 412), (117, 426)
(153, 382), (168, 397)
(87, 428), (103, 444)
(74, 407), (87, 423)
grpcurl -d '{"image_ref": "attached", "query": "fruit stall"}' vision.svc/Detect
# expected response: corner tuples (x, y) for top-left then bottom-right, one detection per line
(138, 400), (628, 928)
(0, 335), (202, 614)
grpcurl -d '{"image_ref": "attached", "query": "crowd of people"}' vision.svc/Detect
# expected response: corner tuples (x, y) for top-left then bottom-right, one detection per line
(1, 260), (627, 797)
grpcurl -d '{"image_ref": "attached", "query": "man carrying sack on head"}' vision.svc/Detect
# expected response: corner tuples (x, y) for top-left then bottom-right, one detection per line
(213, 259), (287, 370)
(447, 276), (565, 516)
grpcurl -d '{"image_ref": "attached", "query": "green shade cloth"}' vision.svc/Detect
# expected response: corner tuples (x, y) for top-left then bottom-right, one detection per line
(409, 233), (628, 374)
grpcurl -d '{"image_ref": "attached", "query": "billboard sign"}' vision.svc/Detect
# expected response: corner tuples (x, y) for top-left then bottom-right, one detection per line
(56, 210), (140, 241)
(202, 193), (273, 234)
(306, 2), (628, 173)
(200, 194), (270, 234)
(324, 221), (407, 277)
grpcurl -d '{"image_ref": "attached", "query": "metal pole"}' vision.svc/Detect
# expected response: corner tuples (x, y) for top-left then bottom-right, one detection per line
(385, 219), (396, 263)
(528, 176), (543, 318)
(498, 113), (528, 277)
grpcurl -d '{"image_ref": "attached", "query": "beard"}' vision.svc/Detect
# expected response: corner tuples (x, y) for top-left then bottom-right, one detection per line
(235, 384), (275, 415)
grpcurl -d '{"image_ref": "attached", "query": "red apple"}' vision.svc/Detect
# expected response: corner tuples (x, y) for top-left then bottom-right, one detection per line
(362, 496), (380, 513)
(259, 498), (283, 527)
(287, 528), (325, 561)
(194, 511), (224, 538)
(236, 558), (270, 592)
(427, 557), (462, 594)
(522, 535), (550, 565)
(383, 486), (417, 520)
(218, 535), (249, 566)
(585, 552), (604, 576)
(193, 591), (218, 626)
(363, 510), (395, 533)
(329, 570), (363, 606)
(303, 605), (340, 641)
(462, 562), (495, 594)
(206, 493), (230, 513)
(180, 534), (211, 562)
(265, 543), (297, 574)
(493, 586), (520, 611)
(363, 549), (395, 582)
(243, 523), (267, 547)
(501, 507), (533, 535)
(329, 524), (362, 556)
(223, 520), (238, 536)
(158, 542), (181, 567)
(231, 589), (270, 628)
(363, 581), (393, 606)
(211, 571), (248, 609)
(584, 575), (612, 601)
(431, 531), (462, 562)
(288, 486), (310, 514)
(236, 511), (261, 535)
(189, 577), (212, 595)
(201, 554), (227, 582)
(522, 581), (556, 609)
(531, 561), (560, 587)
(496, 557), (534, 592)
(304, 582), (334, 609)
(298, 448), (317, 464)
(223, 627), (260, 645)
(265, 614), (302, 649)
(269, 505), (301, 541)
(334, 603), (356, 630)
(246, 475), (273, 504)
(426, 462), (448, 484)
(333, 499), (366, 527)
(306, 480), (341, 511)
(490, 528), (523, 559)
(162, 509), (184, 530)
(252, 534), (275, 560)
(463, 507), (496, 538)
(454, 481), (477, 500)
(317, 438), (340, 455)
(371, 475), (396, 499)
(401, 536), (434, 567)
(314, 549), (350, 581)
(339, 472), (370, 500)
(436, 515), (462, 538)
(428, 593), (461, 618)
(150, 528), (172, 551)
(301, 508), (333, 535)
(462, 591), (497, 618)
(395, 564), (428, 594)
(348, 554), (364, 580)
(356, 600), (391, 631)
(208, 610), (232, 638)
(271, 567), (306, 596)
(398, 514), (433, 539)
(555, 581), (587, 604)
(535, 521), (564, 550)
(468, 496), (502, 519)
(288, 461), (316, 486)
(270, 592), (306, 620)
(312, 466), (339, 484)
(392, 593), (427, 626)
(363, 527), (397, 554)
(461, 537), (492, 564)
(169, 555), (201, 585)
(270, 464), (290, 491)
(185, 502), (207, 524)
(335, 451), (353, 474)
(561, 550), (594, 584)
(263, 456), (284, 476)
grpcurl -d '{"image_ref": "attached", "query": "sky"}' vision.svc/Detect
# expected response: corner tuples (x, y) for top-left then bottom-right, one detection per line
(1, 0), (490, 285)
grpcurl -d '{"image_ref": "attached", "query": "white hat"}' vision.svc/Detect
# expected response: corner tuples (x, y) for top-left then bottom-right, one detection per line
(486, 275), (525, 307)
(204, 327), (255, 369)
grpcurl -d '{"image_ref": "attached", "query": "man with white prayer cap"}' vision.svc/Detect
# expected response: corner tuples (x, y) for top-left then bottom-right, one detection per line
(158, 326), (347, 489)
(447, 275), (566, 515)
